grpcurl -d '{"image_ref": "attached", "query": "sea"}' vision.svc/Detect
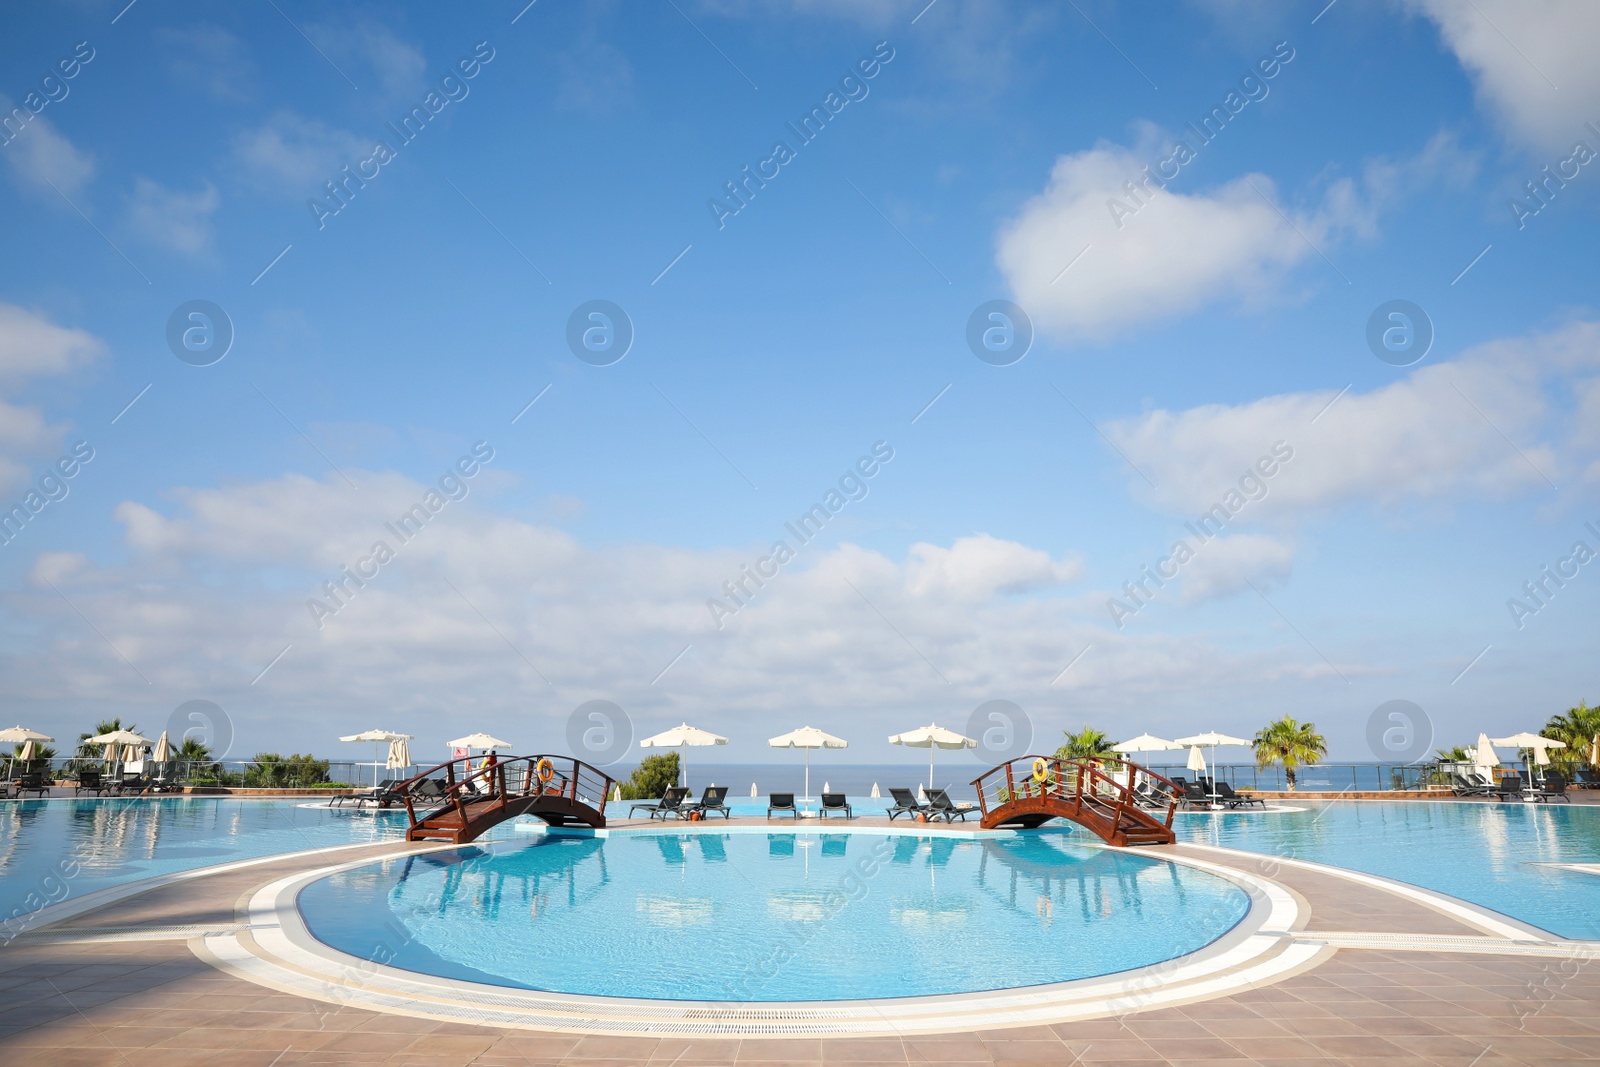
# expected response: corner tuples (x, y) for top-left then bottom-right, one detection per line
(606, 761), (985, 797)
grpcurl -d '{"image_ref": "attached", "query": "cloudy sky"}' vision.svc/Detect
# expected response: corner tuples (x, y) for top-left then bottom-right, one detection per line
(1, 0), (1597, 770)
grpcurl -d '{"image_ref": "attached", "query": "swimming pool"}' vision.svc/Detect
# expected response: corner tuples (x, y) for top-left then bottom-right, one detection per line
(297, 830), (1252, 1000)
(1172, 799), (1600, 938)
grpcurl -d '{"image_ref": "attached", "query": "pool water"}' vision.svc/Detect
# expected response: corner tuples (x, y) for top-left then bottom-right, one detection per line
(1173, 801), (1600, 938)
(0, 797), (440, 933)
(298, 831), (1251, 1000)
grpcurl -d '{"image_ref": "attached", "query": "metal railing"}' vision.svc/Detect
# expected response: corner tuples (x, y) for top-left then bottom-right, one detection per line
(1138, 762), (1458, 792)
(2, 756), (382, 790)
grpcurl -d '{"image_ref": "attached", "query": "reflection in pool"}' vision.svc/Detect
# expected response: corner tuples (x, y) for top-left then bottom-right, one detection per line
(298, 831), (1251, 1001)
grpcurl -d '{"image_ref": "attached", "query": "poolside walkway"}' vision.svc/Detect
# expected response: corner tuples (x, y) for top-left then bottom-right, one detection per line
(4, 818), (1600, 1065)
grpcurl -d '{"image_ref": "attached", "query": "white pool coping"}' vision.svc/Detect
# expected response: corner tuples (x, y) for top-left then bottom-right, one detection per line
(195, 831), (1316, 1037)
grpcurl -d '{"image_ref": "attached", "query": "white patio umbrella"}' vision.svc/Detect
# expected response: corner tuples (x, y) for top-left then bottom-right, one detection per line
(446, 732), (512, 752)
(870, 783), (881, 798)
(86, 729), (152, 775)
(0, 727), (52, 778)
(1174, 731), (1249, 801)
(1114, 733), (1178, 789)
(340, 729), (413, 787)
(1589, 733), (1599, 768)
(1491, 732), (1566, 782)
(888, 723), (977, 792)
(1186, 745), (1208, 774)
(1114, 733), (1177, 755)
(639, 723), (727, 790)
(768, 726), (848, 801)
(151, 731), (172, 763)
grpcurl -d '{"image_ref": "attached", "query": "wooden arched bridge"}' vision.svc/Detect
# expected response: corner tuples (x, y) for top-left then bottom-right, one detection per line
(398, 754), (616, 843)
(970, 755), (1178, 846)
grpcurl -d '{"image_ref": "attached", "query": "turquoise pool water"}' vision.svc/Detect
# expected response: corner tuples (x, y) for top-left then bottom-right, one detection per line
(297, 831), (1251, 1000)
(1171, 800), (1600, 938)
(8, 797), (1600, 948)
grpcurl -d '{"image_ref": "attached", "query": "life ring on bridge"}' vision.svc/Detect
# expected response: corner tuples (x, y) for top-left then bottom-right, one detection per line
(537, 758), (556, 783)
(1031, 758), (1049, 784)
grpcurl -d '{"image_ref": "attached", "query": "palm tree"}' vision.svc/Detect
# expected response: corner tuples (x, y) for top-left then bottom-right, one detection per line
(1435, 744), (1473, 762)
(175, 737), (218, 780)
(1055, 725), (1116, 762)
(1543, 701), (1600, 768)
(73, 717), (136, 772)
(1253, 717), (1327, 792)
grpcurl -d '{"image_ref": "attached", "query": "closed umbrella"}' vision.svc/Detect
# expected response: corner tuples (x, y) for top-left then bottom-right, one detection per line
(1186, 745), (1208, 774)
(1472, 733), (1501, 784)
(768, 726), (848, 802)
(639, 723), (727, 791)
(340, 730), (413, 787)
(18, 738), (37, 776)
(386, 737), (411, 772)
(888, 723), (977, 792)
(151, 731), (172, 763)
(1589, 734), (1599, 768)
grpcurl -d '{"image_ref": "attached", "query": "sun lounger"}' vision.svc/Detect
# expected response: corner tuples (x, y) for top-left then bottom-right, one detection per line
(629, 785), (689, 819)
(1180, 780), (1215, 808)
(925, 788), (974, 822)
(819, 793), (853, 819)
(15, 772), (49, 798)
(332, 778), (401, 808)
(688, 785), (731, 819)
(1449, 773), (1495, 797)
(767, 792), (799, 819)
(74, 770), (111, 797)
(1214, 782), (1264, 808)
(887, 787), (928, 821)
(1535, 772), (1571, 803)
(1574, 768), (1600, 790)
(1493, 775), (1529, 801)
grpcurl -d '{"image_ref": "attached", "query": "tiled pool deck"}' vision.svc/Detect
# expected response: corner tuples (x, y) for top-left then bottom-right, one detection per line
(5, 808), (1600, 1065)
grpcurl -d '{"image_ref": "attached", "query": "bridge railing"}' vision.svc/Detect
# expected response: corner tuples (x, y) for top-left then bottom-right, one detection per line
(396, 754), (616, 836)
(971, 755), (1179, 830)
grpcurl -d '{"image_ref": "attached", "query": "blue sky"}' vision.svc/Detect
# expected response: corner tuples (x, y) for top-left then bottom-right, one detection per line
(1, 0), (1597, 770)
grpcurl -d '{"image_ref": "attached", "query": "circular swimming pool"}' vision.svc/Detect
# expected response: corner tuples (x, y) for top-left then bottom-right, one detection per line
(297, 829), (1251, 1001)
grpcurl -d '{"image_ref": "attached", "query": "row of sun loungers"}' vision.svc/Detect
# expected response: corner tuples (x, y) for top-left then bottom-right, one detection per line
(1450, 771), (1570, 802)
(629, 785), (733, 820)
(885, 787), (973, 822)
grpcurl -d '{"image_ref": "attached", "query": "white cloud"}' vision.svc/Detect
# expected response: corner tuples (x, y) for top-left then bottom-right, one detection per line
(0, 304), (103, 493)
(905, 533), (1081, 599)
(1106, 320), (1600, 517)
(0, 106), (95, 197)
(0, 468), (1339, 754)
(231, 111), (368, 192)
(0, 303), (103, 381)
(1403, 0), (1600, 153)
(125, 177), (220, 258)
(996, 131), (1460, 341)
(308, 17), (426, 102)
(1178, 533), (1295, 603)
(156, 24), (254, 100)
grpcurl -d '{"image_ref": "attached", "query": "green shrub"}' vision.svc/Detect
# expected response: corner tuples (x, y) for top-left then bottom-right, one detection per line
(617, 753), (680, 800)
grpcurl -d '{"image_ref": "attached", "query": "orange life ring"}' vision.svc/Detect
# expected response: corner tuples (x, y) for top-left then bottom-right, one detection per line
(537, 759), (555, 783)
